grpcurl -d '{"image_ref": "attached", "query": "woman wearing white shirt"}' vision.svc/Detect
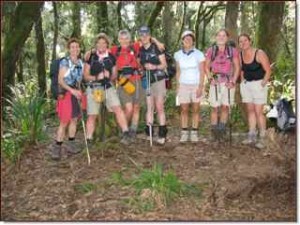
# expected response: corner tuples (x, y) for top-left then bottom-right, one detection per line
(174, 30), (206, 142)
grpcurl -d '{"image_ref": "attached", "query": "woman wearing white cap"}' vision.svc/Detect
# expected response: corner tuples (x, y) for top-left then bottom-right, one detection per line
(174, 30), (206, 142)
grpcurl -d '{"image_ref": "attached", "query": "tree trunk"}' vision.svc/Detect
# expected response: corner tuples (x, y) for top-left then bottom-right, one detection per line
(225, 1), (239, 44)
(134, 2), (143, 30)
(147, 2), (164, 32)
(162, 2), (172, 50)
(71, 2), (81, 39)
(97, 2), (108, 33)
(2, 2), (44, 101)
(256, 2), (285, 63)
(174, 2), (187, 52)
(52, 2), (58, 62)
(194, 2), (204, 49)
(16, 54), (24, 83)
(240, 1), (251, 35)
(35, 8), (46, 97)
(117, 2), (122, 31)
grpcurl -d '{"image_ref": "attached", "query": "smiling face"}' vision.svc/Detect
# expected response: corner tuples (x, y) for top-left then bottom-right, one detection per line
(182, 35), (194, 49)
(68, 41), (80, 58)
(118, 33), (131, 47)
(238, 35), (252, 50)
(216, 30), (228, 46)
(96, 38), (108, 52)
(139, 33), (151, 45)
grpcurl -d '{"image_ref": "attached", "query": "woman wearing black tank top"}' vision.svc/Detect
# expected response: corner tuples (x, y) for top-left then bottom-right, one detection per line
(238, 34), (271, 149)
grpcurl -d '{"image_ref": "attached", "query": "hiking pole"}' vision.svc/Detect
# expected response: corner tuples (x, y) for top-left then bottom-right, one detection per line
(146, 69), (153, 147)
(76, 86), (91, 165)
(226, 75), (232, 146)
(100, 80), (107, 142)
(212, 74), (220, 144)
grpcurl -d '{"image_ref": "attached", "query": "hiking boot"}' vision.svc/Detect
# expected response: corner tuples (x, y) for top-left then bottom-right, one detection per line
(120, 131), (131, 145)
(210, 125), (219, 142)
(128, 128), (137, 142)
(156, 125), (167, 145)
(190, 130), (199, 142)
(242, 132), (257, 145)
(49, 144), (61, 160)
(65, 140), (82, 155)
(255, 140), (265, 149)
(180, 130), (189, 143)
(156, 137), (166, 145)
(218, 123), (226, 141)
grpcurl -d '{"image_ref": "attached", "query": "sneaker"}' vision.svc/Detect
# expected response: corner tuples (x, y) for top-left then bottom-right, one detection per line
(242, 132), (257, 145)
(120, 131), (131, 145)
(49, 144), (61, 160)
(65, 140), (82, 154)
(156, 137), (166, 145)
(190, 130), (199, 142)
(180, 130), (189, 143)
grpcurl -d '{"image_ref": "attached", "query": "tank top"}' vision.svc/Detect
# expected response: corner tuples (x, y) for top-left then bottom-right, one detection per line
(241, 49), (265, 81)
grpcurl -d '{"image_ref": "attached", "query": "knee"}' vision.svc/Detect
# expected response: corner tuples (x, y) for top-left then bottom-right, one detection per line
(133, 104), (140, 113)
(221, 105), (228, 112)
(211, 107), (218, 114)
(87, 115), (96, 124)
(113, 106), (123, 116)
(59, 122), (68, 129)
(156, 104), (165, 115)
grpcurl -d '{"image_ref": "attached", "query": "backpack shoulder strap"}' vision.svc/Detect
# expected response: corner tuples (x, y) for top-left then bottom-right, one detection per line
(211, 45), (218, 62)
(116, 45), (122, 58)
(227, 45), (234, 62)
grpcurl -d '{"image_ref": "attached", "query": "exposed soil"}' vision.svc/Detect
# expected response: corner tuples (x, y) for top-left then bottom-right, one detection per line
(1, 109), (296, 221)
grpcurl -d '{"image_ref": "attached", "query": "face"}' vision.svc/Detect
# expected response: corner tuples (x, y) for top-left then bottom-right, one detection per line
(96, 38), (108, 52)
(69, 42), (80, 57)
(216, 31), (228, 45)
(182, 35), (194, 49)
(139, 33), (151, 45)
(118, 34), (131, 47)
(238, 36), (251, 50)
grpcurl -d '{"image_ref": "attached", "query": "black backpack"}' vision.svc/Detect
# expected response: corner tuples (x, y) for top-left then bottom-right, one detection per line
(276, 98), (296, 131)
(49, 57), (67, 99)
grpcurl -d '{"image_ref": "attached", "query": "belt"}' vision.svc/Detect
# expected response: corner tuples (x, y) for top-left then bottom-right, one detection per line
(85, 81), (112, 89)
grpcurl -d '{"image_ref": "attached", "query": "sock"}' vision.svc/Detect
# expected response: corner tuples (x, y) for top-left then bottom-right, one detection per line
(211, 124), (218, 130)
(182, 128), (188, 131)
(56, 141), (63, 145)
(130, 124), (138, 132)
(218, 122), (226, 130)
(259, 129), (266, 138)
(192, 128), (198, 131)
(68, 137), (75, 141)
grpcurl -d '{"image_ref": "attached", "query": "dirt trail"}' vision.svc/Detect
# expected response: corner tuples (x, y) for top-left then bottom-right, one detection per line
(1, 113), (296, 221)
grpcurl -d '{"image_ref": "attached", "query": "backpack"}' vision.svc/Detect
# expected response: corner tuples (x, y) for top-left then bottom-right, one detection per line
(267, 98), (296, 131)
(210, 42), (234, 63)
(50, 57), (67, 99)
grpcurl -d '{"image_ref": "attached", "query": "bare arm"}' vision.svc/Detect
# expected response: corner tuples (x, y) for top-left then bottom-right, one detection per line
(83, 63), (96, 82)
(151, 37), (165, 51)
(199, 61), (205, 88)
(257, 50), (271, 83)
(58, 67), (81, 98)
(232, 56), (240, 83)
(205, 57), (212, 81)
(157, 54), (167, 70)
(175, 61), (180, 92)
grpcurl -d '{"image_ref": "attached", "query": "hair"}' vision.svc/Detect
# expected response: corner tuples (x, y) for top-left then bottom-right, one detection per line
(238, 33), (252, 42)
(67, 37), (80, 49)
(95, 33), (110, 46)
(216, 28), (230, 37)
(118, 29), (131, 40)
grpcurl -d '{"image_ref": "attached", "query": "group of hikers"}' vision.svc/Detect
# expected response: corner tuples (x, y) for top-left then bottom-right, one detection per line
(49, 26), (271, 160)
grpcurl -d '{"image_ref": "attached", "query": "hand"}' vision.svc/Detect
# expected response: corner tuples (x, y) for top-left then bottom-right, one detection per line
(225, 80), (235, 89)
(145, 63), (157, 70)
(196, 87), (203, 98)
(97, 72), (104, 80)
(210, 77), (217, 86)
(261, 79), (268, 87)
(157, 43), (165, 51)
(70, 89), (82, 99)
(103, 69), (110, 78)
(84, 50), (92, 62)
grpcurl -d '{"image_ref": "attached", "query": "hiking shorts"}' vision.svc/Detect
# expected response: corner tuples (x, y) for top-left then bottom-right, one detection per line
(86, 86), (120, 115)
(149, 79), (167, 99)
(209, 82), (235, 107)
(118, 79), (145, 105)
(240, 79), (268, 104)
(178, 83), (203, 104)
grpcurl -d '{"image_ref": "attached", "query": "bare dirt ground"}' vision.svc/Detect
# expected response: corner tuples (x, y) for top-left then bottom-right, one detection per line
(1, 110), (296, 221)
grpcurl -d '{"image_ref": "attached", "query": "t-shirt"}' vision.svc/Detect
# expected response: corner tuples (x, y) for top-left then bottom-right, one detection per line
(206, 46), (238, 82)
(174, 48), (205, 85)
(139, 43), (165, 76)
(86, 51), (116, 77)
(110, 42), (140, 70)
(59, 57), (83, 86)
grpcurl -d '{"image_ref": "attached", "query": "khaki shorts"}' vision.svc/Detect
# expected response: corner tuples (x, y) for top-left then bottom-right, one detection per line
(240, 80), (268, 104)
(178, 84), (202, 104)
(118, 79), (145, 105)
(148, 79), (167, 98)
(86, 86), (120, 115)
(209, 82), (235, 107)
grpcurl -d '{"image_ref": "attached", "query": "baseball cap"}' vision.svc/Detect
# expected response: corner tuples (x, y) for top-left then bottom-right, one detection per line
(181, 30), (195, 39)
(138, 25), (150, 36)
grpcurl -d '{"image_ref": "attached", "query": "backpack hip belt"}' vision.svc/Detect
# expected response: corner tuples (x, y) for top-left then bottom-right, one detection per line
(149, 70), (165, 84)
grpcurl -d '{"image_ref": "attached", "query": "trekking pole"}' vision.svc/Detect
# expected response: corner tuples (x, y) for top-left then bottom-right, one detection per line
(226, 75), (232, 146)
(146, 69), (153, 147)
(212, 74), (220, 143)
(100, 80), (107, 142)
(77, 85), (91, 165)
